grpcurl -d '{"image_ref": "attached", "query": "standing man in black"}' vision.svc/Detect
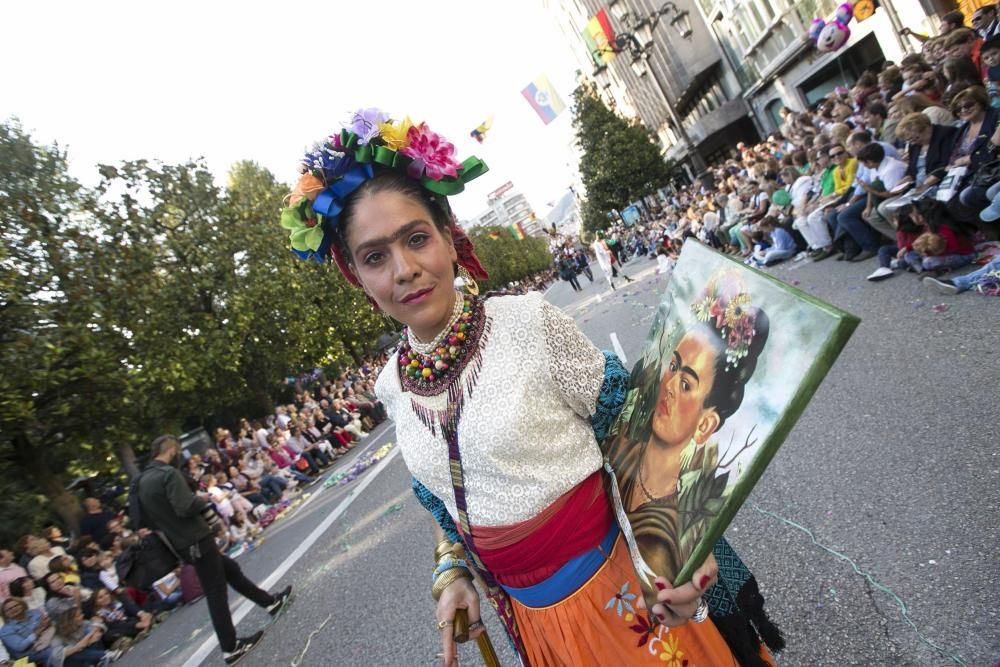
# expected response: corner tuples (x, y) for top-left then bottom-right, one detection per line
(136, 435), (291, 665)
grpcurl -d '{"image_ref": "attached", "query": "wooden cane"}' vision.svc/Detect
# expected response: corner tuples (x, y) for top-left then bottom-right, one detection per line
(453, 609), (501, 667)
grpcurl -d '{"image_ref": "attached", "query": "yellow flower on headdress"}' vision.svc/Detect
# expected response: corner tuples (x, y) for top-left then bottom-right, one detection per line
(723, 292), (751, 330)
(378, 117), (414, 152)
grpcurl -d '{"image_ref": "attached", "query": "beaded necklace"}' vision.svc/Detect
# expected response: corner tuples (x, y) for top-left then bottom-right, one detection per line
(407, 292), (465, 355)
(399, 294), (478, 391)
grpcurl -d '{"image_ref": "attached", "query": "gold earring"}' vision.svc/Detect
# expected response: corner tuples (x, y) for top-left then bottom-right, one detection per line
(455, 265), (480, 296)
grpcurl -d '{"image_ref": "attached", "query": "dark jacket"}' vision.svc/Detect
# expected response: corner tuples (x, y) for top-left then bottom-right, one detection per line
(135, 461), (211, 551)
(908, 124), (960, 182)
(953, 107), (1000, 173)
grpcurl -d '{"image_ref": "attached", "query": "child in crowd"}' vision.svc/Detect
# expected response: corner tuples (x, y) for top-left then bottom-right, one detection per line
(868, 211), (924, 281)
(753, 217), (799, 266)
(87, 587), (153, 646)
(228, 511), (261, 547)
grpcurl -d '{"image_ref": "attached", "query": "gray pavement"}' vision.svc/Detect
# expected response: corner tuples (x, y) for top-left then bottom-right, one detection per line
(118, 251), (999, 667)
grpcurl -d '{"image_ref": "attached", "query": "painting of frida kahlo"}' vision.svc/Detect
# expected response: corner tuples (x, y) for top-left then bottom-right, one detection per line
(602, 242), (858, 608)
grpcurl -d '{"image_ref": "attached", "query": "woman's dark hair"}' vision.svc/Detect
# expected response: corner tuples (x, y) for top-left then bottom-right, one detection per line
(624, 303), (769, 441)
(335, 168), (453, 265)
(8, 576), (32, 598)
(911, 198), (972, 240)
(42, 571), (69, 599)
(699, 308), (770, 428)
(950, 85), (990, 115)
(941, 56), (981, 87)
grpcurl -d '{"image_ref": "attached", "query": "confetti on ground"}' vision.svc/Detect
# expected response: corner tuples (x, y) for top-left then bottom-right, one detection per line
(383, 503), (403, 516)
(291, 613), (333, 667)
(912, 301), (926, 309)
(847, 285), (862, 291)
(324, 443), (395, 488)
(340, 543), (351, 553)
(931, 304), (949, 313)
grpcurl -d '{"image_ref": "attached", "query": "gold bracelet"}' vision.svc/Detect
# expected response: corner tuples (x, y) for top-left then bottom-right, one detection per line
(434, 539), (455, 562)
(431, 567), (472, 601)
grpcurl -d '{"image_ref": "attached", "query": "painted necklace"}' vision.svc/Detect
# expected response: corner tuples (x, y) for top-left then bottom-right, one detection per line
(399, 294), (477, 390)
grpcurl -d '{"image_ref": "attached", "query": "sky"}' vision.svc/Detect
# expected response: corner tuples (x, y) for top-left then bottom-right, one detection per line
(1, 0), (585, 220)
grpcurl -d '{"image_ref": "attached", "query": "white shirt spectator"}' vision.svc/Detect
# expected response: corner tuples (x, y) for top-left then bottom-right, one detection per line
(874, 156), (908, 192)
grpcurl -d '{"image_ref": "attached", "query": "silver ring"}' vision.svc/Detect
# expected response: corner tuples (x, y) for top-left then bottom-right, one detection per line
(691, 598), (709, 623)
(468, 620), (484, 632)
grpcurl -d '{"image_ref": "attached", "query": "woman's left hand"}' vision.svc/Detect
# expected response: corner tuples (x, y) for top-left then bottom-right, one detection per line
(638, 554), (718, 627)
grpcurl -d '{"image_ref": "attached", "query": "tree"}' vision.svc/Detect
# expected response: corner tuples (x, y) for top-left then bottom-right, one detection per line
(467, 227), (554, 290)
(0, 120), (127, 534)
(0, 121), (395, 541)
(572, 83), (672, 233)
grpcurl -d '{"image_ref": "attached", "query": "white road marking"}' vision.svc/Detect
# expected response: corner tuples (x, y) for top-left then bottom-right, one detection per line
(180, 445), (402, 667)
(610, 332), (627, 365)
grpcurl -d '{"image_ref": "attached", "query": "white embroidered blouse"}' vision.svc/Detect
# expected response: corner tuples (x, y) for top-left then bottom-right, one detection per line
(375, 292), (606, 527)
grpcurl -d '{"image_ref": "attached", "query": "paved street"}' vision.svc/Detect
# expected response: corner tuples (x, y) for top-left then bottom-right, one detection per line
(118, 251), (999, 667)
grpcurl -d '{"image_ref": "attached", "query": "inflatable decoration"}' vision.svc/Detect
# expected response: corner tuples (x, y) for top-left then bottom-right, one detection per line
(809, 2), (854, 53)
(808, 18), (826, 41)
(817, 21), (851, 52)
(834, 3), (854, 24)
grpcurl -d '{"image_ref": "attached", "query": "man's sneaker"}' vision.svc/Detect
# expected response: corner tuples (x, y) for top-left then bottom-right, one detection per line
(223, 631), (264, 666)
(266, 585), (293, 617)
(866, 267), (895, 282)
(922, 276), (960, 295)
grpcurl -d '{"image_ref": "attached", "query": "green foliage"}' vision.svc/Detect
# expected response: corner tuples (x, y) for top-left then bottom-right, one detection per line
(466, 227), (553, 290)
(573, 83), (672, 233)
(0, 120), (392, 535)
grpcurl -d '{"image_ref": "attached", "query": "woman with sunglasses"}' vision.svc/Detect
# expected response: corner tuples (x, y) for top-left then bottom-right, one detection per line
(948, 86), (1000, 222)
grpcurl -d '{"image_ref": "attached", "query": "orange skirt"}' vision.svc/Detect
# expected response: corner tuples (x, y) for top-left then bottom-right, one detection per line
(509, 535), (774, 667)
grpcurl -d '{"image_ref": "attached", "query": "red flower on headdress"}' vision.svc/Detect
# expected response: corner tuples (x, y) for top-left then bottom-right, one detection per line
(401, 123), (462, 181)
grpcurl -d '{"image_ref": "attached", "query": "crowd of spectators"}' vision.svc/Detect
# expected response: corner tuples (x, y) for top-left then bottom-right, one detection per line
(648, 8), (1000, 293)
(0, 359), (389, 666)
(551, 8), (1000, 298)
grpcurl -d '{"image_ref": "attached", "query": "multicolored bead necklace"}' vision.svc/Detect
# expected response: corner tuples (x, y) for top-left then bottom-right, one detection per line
(399, 294), (475, 387)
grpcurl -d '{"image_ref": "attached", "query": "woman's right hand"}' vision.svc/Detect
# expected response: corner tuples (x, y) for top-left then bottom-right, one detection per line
(435, 576), (484, 667)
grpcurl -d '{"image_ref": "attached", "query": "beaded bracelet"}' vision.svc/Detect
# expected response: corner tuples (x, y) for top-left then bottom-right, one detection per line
(433, 558), (470, 582)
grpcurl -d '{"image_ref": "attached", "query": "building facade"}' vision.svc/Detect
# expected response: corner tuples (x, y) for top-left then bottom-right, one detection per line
(698, 0), (942, 135)
(463, 182), (545, 237)
(547, 0), (762, 175)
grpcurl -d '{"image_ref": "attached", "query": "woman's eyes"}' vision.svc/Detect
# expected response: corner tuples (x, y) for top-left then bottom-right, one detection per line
(362, 233), (430, 265)
(681, 380), (691, 392)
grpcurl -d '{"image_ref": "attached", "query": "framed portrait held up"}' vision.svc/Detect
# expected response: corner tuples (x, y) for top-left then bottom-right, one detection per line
(602, 241), (860, 608)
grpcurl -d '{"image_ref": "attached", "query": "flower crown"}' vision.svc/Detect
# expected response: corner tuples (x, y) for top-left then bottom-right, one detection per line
(280, 108), (488, 264)
(690, 272), (757, 369)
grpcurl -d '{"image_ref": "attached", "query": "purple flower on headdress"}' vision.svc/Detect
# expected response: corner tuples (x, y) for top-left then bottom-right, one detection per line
(350, 108), (390, 145)
(401, 122), (462, 181)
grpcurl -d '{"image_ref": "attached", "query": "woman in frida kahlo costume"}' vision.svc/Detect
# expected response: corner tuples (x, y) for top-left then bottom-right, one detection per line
(280, 109), (784, 666)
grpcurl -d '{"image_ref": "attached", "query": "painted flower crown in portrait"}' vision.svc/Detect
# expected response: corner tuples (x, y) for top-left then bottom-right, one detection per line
(690, 273), (758, 369)
(280, 108), (489, 280)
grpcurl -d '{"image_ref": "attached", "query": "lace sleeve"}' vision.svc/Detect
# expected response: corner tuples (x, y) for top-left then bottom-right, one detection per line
(540, 300), (605, 419)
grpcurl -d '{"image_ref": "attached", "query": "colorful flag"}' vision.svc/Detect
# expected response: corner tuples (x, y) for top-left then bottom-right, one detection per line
(509, 222), (526, 240)
(581, 9), (616, 66)
(521, 74), (565, 125)
(470, 115), (494, 144)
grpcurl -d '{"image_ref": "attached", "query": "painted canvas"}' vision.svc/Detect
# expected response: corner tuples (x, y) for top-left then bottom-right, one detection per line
(601, 241), (859, 607)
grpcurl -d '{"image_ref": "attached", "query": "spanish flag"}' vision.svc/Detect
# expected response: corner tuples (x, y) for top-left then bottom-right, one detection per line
(581, 9), (616, 66)
(509, 222), (526, 240)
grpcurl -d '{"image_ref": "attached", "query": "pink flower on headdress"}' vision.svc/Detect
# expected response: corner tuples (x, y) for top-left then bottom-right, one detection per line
(401, 123), (462, 181)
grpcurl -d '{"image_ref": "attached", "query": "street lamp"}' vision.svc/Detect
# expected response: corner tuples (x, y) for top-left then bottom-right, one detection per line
(597, 0), (706, 175)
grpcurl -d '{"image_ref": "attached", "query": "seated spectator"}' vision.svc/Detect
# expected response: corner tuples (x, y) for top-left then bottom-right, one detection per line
(76, 549), (102, 593)
(228, 511), (260, 546)
(42, 527), (71, 553)
(227, 465), (270, 507)
(0, 549), (28, 603)
(923, 254), (1000, 293)
(148, 568), (183, 612)
(941, 56), (982, 106)
(756, 216), (798, 266)
(201, 474), (235, 522)
(86, 587), (152, 646)
(854, 142), (909, 240)
(868, 211), (925, 282)
(42, 571), (82, 620)
(328, 400), (368, 440)
(51, 604), (115, 667)
(8, 577), (46, 612)
(48, 555), (83, 590)
(26, 537), (66, 581)
(79, 499), (117, 545)
(0, 597), (56, 667)
(894, 112), (959, 197)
